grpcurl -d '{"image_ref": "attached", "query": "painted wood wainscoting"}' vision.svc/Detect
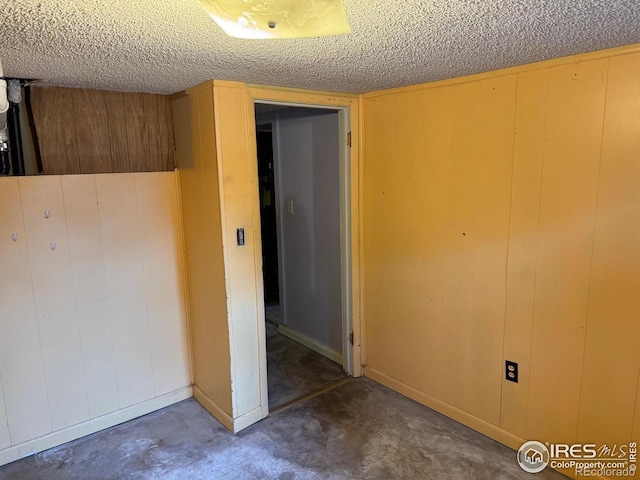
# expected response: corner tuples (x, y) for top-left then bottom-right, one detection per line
(362, 44), (640, 480)
(0, 172), (191, 466)
(173, 81), (362, 433)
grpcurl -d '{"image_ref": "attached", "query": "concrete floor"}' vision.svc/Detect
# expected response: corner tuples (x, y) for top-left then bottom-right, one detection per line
(0, 378), (568, 480)
(266, 328), (345, 410)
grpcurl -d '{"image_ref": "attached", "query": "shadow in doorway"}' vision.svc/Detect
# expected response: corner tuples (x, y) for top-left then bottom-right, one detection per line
(256, 113), (346, 412)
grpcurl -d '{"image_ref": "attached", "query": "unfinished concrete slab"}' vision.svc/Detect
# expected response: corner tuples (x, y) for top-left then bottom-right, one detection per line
(0, 379), (568, 480)
(267, 331), (345, 410)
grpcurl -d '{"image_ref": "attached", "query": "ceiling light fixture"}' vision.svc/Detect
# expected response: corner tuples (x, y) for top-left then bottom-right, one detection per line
(198, 0), (351, 39)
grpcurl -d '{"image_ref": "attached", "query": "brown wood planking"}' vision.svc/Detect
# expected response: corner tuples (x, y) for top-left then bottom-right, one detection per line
(157, 96), (175, 170)
(124, 93), (149, 172)
(72, 89), (112, 174)
(104, 91), (131, 172)
(31, 87), (174, 174)
(31, 87), (80, 175)
(142, 94), (161, 172)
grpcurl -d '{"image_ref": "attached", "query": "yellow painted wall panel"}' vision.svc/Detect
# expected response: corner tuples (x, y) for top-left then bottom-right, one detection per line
(364, 76), (516, 426)
(175, 86), (232, 417)
(0, 178), (51, 445)
(527, 59), (608, 444)
(214, 85), (262, 417)
(576, 53), (640, 445)
(195, 88), (233, 413)
(19, 176), (90, 432)
(500, 69), (548, 437)
(362, 94), (398, 374)
(193, 88), (233, 415)
(363, 47), (640, 463)
(363, 88), (449, 396)
(135, 172), (191, 396)
(443, 76), (516, 424)
(61, 175), (120, 419)
(95, 174), (156, 408)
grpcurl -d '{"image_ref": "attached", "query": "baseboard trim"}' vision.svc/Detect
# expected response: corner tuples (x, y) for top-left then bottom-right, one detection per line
(0, 385), (193, 467)
(232, 405), (266, 433)
(278, 325), (343, 366)
(364, 367), (597, 480)
(364, 367), (524, 450)
(193, 387), (265, 433)
(193, 385), (234, 432)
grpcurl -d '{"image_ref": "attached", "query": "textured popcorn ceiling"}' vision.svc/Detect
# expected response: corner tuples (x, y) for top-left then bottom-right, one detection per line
(2, 1), (640, 95)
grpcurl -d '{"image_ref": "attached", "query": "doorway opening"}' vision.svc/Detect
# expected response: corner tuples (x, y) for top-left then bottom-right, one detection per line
(254, 102), (350, 412)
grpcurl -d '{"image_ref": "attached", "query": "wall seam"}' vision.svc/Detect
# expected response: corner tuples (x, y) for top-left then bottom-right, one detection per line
(94, 177), (122, 409)
(498, 73), (521, 429)
(133, 173), (159, 398)
(524, 68), (550, 439)
(17, 178), (54, 435)
(59, 177), (92, 420)
(573, 57), (611, 442)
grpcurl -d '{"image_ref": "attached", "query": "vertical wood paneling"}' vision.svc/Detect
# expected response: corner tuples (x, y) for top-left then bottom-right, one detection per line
(467, 77), (516, 425)
(525, 59), (609, 444)
(363, 47), (640, 456)
(199, 88), (233, 413)
(0, 172), (189, 459)
(125, 93), (150, 172)
(104, 91), (131, 172)
(0, 178), (51, 445)
(576, 53), (640, 444)
(61, 175), (119, 419)
(363, 89), (448, 396)
(158, 96), (174, 170)
(362, 94), (396, 374)
(19, 176), (90, 431)
(185, 89), (212, 398)
(32, 87), (174, 174)
(215, 85), (263, 417)
(175, 87), (232, 417)
(72, 89), (112, 174)
(441, 76), (516, 424)
(30, 88), (80, 175)
(441, 81), (476, 415)
(96, 174), (155, 408)
(142, 95), (162, 172)
(135, 173), (190, 396)
(500, 69), (548, 437)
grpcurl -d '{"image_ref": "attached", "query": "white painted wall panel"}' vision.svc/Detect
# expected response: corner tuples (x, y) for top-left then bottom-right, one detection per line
(0, 178), (52, 445)
(95, 174), (156, 408)
(19, 176), (90, 432)
(0, 172), (190, 461)
(275, 108), (343, 353)
(61, 175), (120, 418)
(135, 173), (190, 396)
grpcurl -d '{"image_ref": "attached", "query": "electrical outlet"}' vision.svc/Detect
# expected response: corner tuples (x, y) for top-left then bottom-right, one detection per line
(505, 360), (518, 383)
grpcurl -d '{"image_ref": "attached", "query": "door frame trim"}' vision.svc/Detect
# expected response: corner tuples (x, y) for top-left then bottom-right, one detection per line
(245, 87), (362, 417)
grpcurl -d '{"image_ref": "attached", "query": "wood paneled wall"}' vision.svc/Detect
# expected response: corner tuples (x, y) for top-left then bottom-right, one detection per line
(172, 88), (233, 429)
(362, 46), (640, 475)
(0, 172), (190, 465)
(30, 87), (175, 175)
